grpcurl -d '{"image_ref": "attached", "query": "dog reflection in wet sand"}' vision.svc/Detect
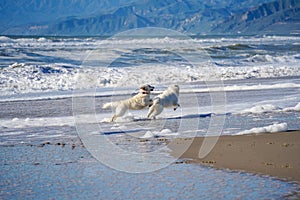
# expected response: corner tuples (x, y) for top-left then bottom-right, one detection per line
(147, 84), (180, 119)
(102, 84), (155, 122)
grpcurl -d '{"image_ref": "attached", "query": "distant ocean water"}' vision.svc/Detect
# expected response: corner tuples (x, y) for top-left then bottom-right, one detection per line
(0, 35), (299, 96)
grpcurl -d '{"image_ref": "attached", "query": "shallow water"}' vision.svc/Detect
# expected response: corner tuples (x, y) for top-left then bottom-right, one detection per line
(1, 80), (300, 145)
(1, 144), (299, 199)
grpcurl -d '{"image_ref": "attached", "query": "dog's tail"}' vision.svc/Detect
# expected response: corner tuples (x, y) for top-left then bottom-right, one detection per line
(102, 102), (113, 109)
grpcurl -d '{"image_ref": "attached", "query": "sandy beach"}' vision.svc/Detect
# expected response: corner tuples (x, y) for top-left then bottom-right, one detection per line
(169, 130), (300, 182)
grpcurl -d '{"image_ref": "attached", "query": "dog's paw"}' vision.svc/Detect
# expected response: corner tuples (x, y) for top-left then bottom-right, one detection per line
(173, 104), (180, 111)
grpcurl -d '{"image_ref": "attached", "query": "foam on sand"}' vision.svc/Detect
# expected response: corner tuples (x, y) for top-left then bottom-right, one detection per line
(0, 116), (75, 129)
(141, 129), (179, 138)
(236, 123), (288, 135)
(240, 102), (300, 114)
(240, 104), (281, 114)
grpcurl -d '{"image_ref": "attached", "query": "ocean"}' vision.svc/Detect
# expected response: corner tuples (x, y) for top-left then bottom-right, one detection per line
(0, 31), (300, 198)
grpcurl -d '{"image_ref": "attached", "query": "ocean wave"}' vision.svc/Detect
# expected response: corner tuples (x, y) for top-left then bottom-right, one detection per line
(219, 65), (300, 79)
(246, 54), (299, 63)
(0, 63), (78, 95)
(1, 35), (299, 48)
(0, 36), (14, 42)
(209, 44), (253, 51)
(1, 62), (300, 95)
(1, 35), (300, 95)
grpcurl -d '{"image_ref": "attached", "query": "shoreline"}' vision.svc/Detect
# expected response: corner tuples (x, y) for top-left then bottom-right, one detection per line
(169, 130), (300, 182)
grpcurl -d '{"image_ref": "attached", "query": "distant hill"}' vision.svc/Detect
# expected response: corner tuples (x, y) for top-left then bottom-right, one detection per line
(1, 0), (299, 36)
(0, 0), (135, 33)
(212, 0), (300, 35)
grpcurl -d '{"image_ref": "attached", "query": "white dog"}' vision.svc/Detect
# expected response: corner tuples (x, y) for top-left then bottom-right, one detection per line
(147, 85), (180, 119)
(102, 84), (154, 122)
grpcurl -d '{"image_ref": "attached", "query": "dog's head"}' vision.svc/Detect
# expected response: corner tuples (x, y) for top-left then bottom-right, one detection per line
(140, 84), (155, 94)
(169, 84), (180, 95)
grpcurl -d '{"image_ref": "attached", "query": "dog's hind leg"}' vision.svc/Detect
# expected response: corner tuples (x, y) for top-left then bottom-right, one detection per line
(111, 113), (124, 122)
(111, 115), (117, 122)
(111, 106), (127, 122)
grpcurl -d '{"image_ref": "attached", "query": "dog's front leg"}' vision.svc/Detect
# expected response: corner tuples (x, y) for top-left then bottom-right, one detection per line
(173, 104), (180, 111)
(148, 99), (153, 107)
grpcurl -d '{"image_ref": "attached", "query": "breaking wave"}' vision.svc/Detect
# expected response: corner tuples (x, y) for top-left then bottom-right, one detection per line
(0, 35), (299, 95)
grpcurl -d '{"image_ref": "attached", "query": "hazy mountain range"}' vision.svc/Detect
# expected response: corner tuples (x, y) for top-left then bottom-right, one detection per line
(1, 0), (299, 36)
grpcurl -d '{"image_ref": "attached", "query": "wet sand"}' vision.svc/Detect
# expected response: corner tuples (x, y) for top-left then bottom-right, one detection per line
(169, 131), (300, 182)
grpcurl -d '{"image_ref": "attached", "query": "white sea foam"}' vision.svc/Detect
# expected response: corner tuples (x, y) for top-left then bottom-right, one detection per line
(1, 77), (299, 103)
(0, 36), (13, 42)
(246, 54), (300, 63)
(0, 35), (298, 44)
(1, 61), (300, 96)
(240, 102), (300, 114)
(282, 102), (300, 112)
(1, 34), (300, 96)
(189, 82), (300, 94)
(0, 116), (75, 129)
(236, 123), (288, 135)
(101, 113), (137, 123)
(241, 104), (281, 114)
(219, 65), (300, 79)
(141, 129), (178, 138)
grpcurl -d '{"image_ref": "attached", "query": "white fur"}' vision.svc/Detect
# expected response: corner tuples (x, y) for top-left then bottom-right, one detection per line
(147, 85), (180, 119)
(102, 84), (154, 122)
